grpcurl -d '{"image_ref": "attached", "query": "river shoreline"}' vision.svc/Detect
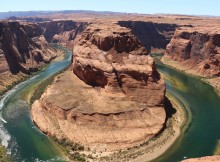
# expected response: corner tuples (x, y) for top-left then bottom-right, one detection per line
(120, 92), (189, 162)
(161, 57), (220, 95)
(29, 52), (219, 162)
(7, 50), (219, 162)
(83, 90), (189, 162)
(0, 45), (72, 162)
(29, 55), (191, 162)
(35, 69), (188, 162)
(0, 44), (64, 99)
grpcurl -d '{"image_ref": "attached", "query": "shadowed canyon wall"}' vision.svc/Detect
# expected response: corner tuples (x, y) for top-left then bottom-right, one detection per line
(0, 21), (57, 93)
(39, 20), (88, 49)
(118, 21), (178, 53)
(0, 21), (56, 74)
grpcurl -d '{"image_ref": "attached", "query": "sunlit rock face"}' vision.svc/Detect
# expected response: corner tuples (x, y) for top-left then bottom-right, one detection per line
(32, 22), (167, 152)
(164, 27), (220, 77)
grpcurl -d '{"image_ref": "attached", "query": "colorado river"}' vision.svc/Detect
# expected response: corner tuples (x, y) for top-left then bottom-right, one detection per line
(155, 63), (220, 162)
(0, 45), (71, 161)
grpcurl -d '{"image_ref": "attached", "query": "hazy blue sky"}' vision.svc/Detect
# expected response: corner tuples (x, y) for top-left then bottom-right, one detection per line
(1, 0), (220, 16)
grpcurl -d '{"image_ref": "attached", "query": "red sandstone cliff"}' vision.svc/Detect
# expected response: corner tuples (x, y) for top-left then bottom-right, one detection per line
(164, 27), (220, 77)
(0, 21), (57, 74)
(32, 23), (167, 152)
(39, 20), (177, 53)
(0, 21), (57, 93)
(72, 23), (165, 105)
(39, 20), (88, 49)
(118, 21), (178, 53)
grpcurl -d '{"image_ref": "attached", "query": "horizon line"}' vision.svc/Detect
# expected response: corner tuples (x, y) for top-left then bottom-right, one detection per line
(0, 10), (219, 18)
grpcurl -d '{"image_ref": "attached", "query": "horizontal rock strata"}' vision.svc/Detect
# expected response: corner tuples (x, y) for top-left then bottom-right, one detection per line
(164, 27), (220, 77)
(118, 21), (178, 53)
(32, 23), (167, 152)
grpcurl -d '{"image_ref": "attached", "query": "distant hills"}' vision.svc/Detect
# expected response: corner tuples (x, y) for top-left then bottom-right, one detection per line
(0, 10), (126, 19)
(0, 10), (218, 20)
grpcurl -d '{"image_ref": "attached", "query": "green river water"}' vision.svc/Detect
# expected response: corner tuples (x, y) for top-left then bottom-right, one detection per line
(0, 45), (71, 162)
(0, 47), (220, 161)
(155, 63), (220, 162)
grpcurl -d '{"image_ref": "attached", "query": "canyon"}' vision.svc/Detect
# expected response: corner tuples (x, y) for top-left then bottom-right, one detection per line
(0, 12), (220, 161)
(32, 22), (167, 152)
(164, 26), (220, 76)
(38, 20), (88, 49)
(163, 26), (220, 89)
(118, 21), (177, 53)
(0, 20), (59, 95)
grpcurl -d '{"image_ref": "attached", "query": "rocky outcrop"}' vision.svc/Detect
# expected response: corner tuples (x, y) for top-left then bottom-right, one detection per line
(0, 21), (57, 93)
(164, 27), (220, 77)
(118, 21), (178, 53)
(39, 20), (177, 53)
(182, 156), (220, 162)
(32, 23), (167, 152)
(72, 23), (164, 104)
(0, 21), (57, 74)
(39, 20), (88, 49)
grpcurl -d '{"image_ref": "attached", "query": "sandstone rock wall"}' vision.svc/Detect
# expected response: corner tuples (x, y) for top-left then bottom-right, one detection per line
(0, 21), (56, 74)
(39, 20), (88, 49)
(164, 27), (220, 77)
(40, 20), (178, 53)
(0, 21), (57, 93)
(32, 23), (167, 152)
(72, 23), (165, 105)
(118, 21), (178, 53)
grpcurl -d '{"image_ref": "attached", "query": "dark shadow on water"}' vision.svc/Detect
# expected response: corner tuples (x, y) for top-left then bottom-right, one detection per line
(155, 96), (177, 137)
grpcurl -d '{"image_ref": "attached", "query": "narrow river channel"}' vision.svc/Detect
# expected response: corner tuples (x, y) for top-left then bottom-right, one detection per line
(155, 63), (220, 162)
(0, 45), (71, 161)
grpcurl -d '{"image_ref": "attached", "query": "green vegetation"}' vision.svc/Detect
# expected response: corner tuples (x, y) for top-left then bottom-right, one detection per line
(0, 146), (11, 162)
(0, 76), (28, 97)
(51, 136), (86, 162)
(30, 65), (70, 105)
(30, 75), (56, 104)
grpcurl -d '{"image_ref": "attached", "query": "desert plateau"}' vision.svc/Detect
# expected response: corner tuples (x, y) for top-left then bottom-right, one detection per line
(0, 1), (220, 162)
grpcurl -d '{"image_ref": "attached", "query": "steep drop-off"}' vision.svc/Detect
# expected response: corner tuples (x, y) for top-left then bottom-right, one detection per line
(164, 27), (220, 77)
(39, 20), (88, 49)
(118, 21), (178, 53)
(32, 23), (167, 152)
(0, 21), (57, 94)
